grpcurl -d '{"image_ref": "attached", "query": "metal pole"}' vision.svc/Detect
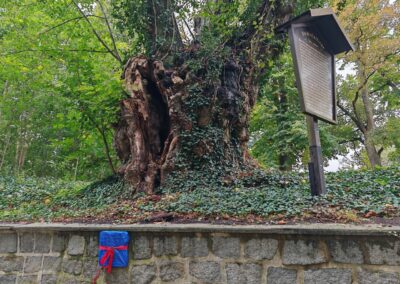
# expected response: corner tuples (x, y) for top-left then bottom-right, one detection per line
(306, 115), (326, 196)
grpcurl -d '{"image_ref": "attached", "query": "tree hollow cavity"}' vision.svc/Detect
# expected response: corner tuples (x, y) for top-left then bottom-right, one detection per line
(146, 79), (170, 157)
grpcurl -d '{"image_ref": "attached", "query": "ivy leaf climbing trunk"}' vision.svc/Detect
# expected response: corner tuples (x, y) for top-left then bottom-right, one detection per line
(113, 0), (293, 194)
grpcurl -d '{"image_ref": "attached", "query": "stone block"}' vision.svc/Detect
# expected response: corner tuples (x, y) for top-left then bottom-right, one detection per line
(0, 233), (17, 253)
(159, 261), (184, 282)
(0, 274), (17, 284)
(57, 275), (81, 284)
(42, 256), (61, 272)
(153, 236), (178, 256)
(282, 240), (326, 265)
(62, 258), (83, 275)
(0, 256), (24, 272)
(358, 269), (400, 284)
(82, 259), (99, 278)
(267, 267), (297, 284)
(67, 235), (85, 256)
(212, 237), (240, 258)
(226, 263), (262, 284)
(130, 265), (156, 284)
(19, 233), (34, 253)
(181, 237), (208, 257)
(105, 267), (129, 283)
(41, 274), (57, 284)
(86, 235), (98, 257)
(23, 256), (43, 273)
(52, 233), (66, 252)
(304, 268), (352, 284)
(35, 233), (51, 253)
(17, 275), (38, 284)
(244, 238), (278, 260)
(327, 239), (363, 264)
(365, 240), (400, 265)
(132, 235), (151, 259)
(189, 261), (220, 283)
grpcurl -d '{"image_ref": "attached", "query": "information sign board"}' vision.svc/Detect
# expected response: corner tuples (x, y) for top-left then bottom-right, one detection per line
(289, 24), (336, 124)
(276, 8), (354, 196)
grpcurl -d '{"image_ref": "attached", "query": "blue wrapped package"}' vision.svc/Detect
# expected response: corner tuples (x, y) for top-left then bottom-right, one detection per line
(98, 231), (129, 272)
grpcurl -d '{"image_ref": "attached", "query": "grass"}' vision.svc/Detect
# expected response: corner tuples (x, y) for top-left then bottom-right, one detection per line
(0, 167), (399, 223)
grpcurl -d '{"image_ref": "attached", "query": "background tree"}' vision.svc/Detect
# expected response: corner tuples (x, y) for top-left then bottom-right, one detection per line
(250, 48), (340, 171)
(1, 0), (398, 191)
(332, 0), (400, 168)
(0, 0), (127, 179)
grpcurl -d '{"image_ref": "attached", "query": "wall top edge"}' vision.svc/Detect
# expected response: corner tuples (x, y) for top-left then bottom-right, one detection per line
(0, 223), (399, 236)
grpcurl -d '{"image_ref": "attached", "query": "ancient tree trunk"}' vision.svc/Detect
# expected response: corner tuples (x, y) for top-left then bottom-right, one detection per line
(114, 55), (255, 193)
(113, 0), (293, 193)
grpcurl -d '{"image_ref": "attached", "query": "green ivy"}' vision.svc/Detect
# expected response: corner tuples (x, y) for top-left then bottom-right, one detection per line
(1, 167), (398, 222)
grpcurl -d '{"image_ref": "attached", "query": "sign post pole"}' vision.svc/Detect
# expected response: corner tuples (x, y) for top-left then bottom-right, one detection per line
(306, 115), (326, 195)
(276, 8), (354, 196)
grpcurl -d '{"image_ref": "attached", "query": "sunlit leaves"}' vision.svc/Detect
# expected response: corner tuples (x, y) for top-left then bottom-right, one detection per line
(0, 0), (127, 179)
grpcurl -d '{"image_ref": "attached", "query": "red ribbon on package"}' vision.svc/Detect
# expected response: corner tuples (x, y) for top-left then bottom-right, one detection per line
(98, 245), (128, 273)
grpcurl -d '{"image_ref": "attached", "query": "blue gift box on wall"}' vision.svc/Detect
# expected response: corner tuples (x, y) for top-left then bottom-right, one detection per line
(98, 231), (129, 272)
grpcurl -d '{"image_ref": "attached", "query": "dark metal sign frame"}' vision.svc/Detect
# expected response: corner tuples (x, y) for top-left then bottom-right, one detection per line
(288, 23), (337, 124)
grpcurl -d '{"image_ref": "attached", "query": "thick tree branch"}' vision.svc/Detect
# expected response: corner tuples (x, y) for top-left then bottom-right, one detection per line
(350, 69), (376, 131)
(352, 69), (376, 106)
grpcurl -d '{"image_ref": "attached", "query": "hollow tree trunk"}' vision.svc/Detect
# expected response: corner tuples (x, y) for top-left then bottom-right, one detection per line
(113, 55), (256, 193)
(113, 0), (293, 194)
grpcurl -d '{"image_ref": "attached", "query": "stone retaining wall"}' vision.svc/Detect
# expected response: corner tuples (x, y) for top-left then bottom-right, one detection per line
(0, 224), (399, 283)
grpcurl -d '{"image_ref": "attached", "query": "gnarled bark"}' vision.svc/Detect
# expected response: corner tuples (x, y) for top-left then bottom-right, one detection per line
(114, 54), (259, 193)
(113, 0), (293, 194)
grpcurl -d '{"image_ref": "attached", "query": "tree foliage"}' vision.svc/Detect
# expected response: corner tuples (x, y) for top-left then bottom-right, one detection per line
(250, 48), (340, 170)
(332, 0), (400, 167)
(0, 0), (398, 188)
(0, 0), (127, 179)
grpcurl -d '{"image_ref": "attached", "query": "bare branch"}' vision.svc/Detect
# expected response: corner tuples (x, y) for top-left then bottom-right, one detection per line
(1, 49), (110, 56)
(71, 0), (122, 64)
(95, 0), (122, 63)
(182, 18), (195, 41)
(39, 15), (105, 35)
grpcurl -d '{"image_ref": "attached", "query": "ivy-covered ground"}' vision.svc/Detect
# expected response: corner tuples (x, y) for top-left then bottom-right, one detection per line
(0, 167), (399, 224)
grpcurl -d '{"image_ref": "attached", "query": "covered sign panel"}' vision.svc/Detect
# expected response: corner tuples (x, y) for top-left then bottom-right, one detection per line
(277, 8), (354, 124)
(289, 25), (336, 123)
